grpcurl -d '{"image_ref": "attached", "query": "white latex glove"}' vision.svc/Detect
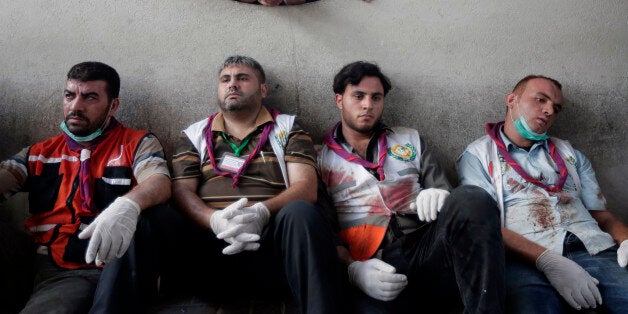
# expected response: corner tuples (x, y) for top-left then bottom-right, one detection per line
(348, 258), (408, 301)
(536, 250), (602, 310)
(618, 240), (628, 267)
(217, 202), (271, 255)
(78, 196), (140, 266)
(412, 188), (450, 222)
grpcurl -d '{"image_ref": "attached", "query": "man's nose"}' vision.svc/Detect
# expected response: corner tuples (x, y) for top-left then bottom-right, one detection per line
(361, 97), (374, 110)
(66, 96), (85, 112)
(543, 101), (555, 115)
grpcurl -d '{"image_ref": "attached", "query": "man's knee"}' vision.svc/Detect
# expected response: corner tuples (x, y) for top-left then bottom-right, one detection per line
(275, 201), (322, 225)
(445, 185), (499, 223)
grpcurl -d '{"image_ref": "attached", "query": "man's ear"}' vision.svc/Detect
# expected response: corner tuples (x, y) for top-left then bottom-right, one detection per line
(108, 98), (120, 117)
(505, 93), (516, 111)
(260, 83), (268, 98)
(335, 94), (343, 110)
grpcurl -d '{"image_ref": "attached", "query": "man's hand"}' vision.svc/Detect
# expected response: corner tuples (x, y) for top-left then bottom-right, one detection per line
(617, 240), (628, 267)
(217, 202), (270, 255)
(79, 196), (140, 266)
(413, 188), (449, 222)
(536, 250), (603, 310)
(348, 258), (408, 301)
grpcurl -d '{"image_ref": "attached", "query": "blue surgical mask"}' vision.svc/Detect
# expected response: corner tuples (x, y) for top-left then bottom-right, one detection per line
(510, 99), (549, 141)
(60, 121), (104, 142)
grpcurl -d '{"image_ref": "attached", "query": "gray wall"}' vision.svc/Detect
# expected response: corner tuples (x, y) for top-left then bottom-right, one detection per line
(1, 0), (626, 220)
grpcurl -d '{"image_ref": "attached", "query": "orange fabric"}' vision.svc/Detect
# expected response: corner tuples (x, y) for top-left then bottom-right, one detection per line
(26, 125), (147, 268)
(339, 224), (387, 261)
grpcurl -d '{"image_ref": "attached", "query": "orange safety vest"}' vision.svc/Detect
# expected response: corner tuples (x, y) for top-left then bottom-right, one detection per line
(25, 123), (148, 268)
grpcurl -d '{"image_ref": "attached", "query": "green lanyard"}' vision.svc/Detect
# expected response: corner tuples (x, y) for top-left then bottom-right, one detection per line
(221, 132), (253, 157)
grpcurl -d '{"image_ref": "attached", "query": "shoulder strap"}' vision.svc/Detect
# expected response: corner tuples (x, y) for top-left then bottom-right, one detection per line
(269, 114), (295, 187)
(550, 137), (581, 192)
(182, 119), (209, 168)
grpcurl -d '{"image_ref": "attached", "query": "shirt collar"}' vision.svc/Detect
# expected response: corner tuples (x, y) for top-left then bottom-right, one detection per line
(332, 121), (392, 145)
(499, 125), (548, 152)
(211, 106), (274, 134)
(332, 122), (392, 162)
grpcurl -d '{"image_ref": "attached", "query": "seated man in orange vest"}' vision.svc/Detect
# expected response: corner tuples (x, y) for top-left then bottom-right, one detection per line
(0, 61), (171, 313)
(318, 61), (505, 313)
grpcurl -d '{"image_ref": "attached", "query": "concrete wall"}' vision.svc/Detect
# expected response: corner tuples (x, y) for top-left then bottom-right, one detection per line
(1, 0), (626, 220)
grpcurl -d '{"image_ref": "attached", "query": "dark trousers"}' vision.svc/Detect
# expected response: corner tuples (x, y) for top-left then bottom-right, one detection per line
(11, 205), (172, 314)
(346, 185), (505, 314)
(170, 200), (341, 314)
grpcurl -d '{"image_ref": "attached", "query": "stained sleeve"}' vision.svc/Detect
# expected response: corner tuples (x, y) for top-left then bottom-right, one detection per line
(456, 150), (498, 201)
(573, 149), (606, 211)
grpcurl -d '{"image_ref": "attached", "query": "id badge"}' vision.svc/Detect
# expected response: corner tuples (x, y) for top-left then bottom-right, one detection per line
(218, 152), (246, 173)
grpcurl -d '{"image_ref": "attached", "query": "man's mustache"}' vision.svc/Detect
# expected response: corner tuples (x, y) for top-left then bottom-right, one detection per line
(65, 112), (88, 121)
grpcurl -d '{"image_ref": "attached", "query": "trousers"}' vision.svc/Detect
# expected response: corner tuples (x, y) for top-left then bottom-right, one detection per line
(506, 232), (628, 314)
(170, 200), (341, 314)
(346, 185), (505, 314)
(16, 205), (172, 314)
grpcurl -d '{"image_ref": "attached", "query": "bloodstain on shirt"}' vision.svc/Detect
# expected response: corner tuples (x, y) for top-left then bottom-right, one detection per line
(507, 177), (526, 194)
(529, 197), (555, 229)
(378, 177), (418, 213)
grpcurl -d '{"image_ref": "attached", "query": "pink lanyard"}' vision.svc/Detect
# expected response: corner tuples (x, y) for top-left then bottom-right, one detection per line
(486, 121), (567, 192)
(203, 110), (278, 188)
(323, 122), (388, 181)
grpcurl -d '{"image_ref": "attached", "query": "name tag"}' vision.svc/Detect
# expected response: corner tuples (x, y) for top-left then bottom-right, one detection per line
(218, 152), (246, 173)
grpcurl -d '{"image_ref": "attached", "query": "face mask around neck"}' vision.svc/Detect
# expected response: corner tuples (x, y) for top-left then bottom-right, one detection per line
(60, 121), (104, 142)
(510, 99), (549, 141)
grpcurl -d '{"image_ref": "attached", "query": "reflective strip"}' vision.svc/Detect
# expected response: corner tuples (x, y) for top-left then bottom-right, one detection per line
(29, 224), (57, 232)
(28, 154), (79, 163)
(36, 246), (49, 255)
(329, 180), (357, 195)
(30, 223), (89, 232)
(102, 177), (132, 186)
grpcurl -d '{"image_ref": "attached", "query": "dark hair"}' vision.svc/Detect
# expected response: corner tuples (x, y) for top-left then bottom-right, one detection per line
(221, 55), (266, 83)
(67, 62), (120, 100)
(333, 61), (392, 96)
(512, 75), (562, 95)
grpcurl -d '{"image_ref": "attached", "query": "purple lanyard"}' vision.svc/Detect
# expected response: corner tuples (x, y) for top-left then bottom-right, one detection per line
(486, 121), (568, 192)
(203, 110), (278, 188)
(323, 122), (388, 181)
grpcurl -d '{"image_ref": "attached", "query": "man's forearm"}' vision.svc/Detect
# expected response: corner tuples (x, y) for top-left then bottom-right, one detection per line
(262, 162), (317, 214)
(172, 180), (214, 229)
(502, 227), (547, 264)
(124, 174), (171, 210)
(590, 210), (628, 245)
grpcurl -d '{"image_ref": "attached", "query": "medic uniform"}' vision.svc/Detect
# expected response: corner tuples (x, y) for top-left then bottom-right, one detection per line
(318, 122), (505, 313)
(1, 119), (170, 269)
